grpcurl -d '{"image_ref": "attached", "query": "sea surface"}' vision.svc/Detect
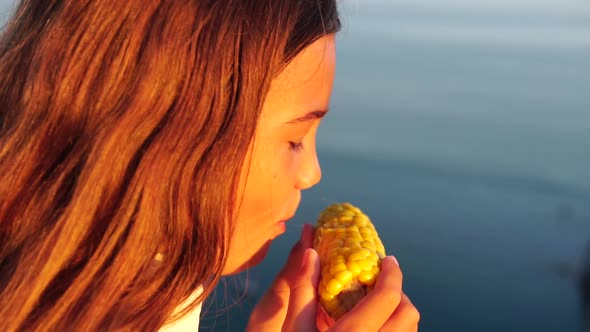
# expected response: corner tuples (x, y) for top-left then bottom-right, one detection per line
(2, 0), (590, 331)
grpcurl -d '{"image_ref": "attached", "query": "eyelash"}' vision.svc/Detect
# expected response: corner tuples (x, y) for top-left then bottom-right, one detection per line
(289, 141), (304, 152)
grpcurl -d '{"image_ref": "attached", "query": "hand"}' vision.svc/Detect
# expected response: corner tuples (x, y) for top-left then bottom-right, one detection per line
(246, 223), (317, 331)
(247, 224), (421, 331)
(316, 256), (420, 332)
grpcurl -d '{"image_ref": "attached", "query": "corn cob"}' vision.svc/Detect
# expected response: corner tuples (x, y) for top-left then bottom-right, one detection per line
(313, 202), (386, 320)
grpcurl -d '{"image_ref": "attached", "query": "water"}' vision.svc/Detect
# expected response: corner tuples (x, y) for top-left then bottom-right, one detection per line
(2, 0), (590, 331)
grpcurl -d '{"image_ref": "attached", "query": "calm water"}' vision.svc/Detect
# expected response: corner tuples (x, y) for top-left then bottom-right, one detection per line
(2, 0), (590, 331)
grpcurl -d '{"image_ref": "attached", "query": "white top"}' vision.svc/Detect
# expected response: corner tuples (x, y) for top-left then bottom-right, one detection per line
(158, 286), (203, 332)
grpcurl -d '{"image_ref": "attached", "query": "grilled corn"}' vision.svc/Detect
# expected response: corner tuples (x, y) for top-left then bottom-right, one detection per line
(313, 202), (386, 320)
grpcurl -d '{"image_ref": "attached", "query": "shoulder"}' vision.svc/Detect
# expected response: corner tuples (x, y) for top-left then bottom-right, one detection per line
(158, 286), (204, 332)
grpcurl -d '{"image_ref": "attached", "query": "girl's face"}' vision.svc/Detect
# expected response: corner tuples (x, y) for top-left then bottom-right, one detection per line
(223, 35), (336, 275)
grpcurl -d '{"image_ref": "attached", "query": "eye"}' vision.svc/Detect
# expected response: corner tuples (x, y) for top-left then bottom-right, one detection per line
(289, 141), (304, 153)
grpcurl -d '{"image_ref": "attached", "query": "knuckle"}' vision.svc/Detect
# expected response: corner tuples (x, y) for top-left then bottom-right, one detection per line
(375, 278), (402, 306)
(289, 276), (307, 292)
(406, 305), (421, 323)
(288, 274), (315, 294)
(378, 270), (402, 292)
(383, 290), (402, 308)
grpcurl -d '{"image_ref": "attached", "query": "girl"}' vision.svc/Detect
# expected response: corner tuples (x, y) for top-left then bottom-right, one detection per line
(0, 0), (420, 330)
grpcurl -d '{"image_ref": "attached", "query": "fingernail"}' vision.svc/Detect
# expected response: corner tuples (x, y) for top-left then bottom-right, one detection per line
(300, 248), (311, 272)
(390, 255), (399, 267)
(382, 256), (399, 269)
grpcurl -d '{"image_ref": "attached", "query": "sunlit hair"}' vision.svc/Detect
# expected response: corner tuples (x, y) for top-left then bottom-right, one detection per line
(0, 0), (340, 330)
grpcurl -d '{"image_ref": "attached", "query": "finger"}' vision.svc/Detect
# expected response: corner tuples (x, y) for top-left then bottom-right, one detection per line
(248, 245), (300, 330)
(248, 226), (310, 329)
(379, 293), (420, 332)
(282, 248), (321, 332)
(300, 223), (314, 249)
(333, 256), (403, 331)
(267, 242), (302, 294)
(269, 224), (313, 292)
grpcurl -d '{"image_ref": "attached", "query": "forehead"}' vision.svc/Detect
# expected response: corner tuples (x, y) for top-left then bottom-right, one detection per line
(274, 35), (336, 90)
(260, 35), (336, 121)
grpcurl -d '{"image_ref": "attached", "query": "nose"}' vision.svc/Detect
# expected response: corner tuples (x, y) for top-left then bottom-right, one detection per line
(296, 149), (322, 190)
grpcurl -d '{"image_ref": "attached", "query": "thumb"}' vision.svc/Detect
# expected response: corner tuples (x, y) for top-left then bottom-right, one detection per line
(282, 248), (321, 332)
(267, 223), (314, 294)
(248, 225), (313, 331)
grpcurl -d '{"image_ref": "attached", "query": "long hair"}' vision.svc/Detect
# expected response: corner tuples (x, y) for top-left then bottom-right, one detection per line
(0, 0), (340, 330)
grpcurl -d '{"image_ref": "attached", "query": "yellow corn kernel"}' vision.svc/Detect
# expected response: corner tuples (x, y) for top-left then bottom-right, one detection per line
(325, 279), (344, 295)
(330, 262), (348, 275)
(356, 259), (373, 271)
(358, 270), (375, 284)
(346, 261), (362, 276)
(313, 202), (386, 320)
(347, 251), (367, 262)
(360, 241), (376, 250)
(334, 270), (353, 285)
(319, 287), (335, 302)
(339, 214), (354, 222)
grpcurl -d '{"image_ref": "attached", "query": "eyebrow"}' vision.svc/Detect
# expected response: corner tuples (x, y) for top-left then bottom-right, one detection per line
(285, 109), (329, 124)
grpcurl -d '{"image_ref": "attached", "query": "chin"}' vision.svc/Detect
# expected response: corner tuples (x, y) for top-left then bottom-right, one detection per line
(223, 240), (272, 275)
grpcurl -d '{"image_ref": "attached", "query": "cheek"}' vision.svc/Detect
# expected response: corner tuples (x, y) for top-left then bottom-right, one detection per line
(240, 146), (298, 216)
(232, 137), (306, 260)
(240, 166), (286, 220)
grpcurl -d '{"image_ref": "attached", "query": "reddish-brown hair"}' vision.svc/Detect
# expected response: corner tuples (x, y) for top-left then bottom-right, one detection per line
(0, 0), (340, 330)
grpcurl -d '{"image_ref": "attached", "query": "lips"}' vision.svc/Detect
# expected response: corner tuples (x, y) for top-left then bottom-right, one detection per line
(278, 195), (300, 225)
